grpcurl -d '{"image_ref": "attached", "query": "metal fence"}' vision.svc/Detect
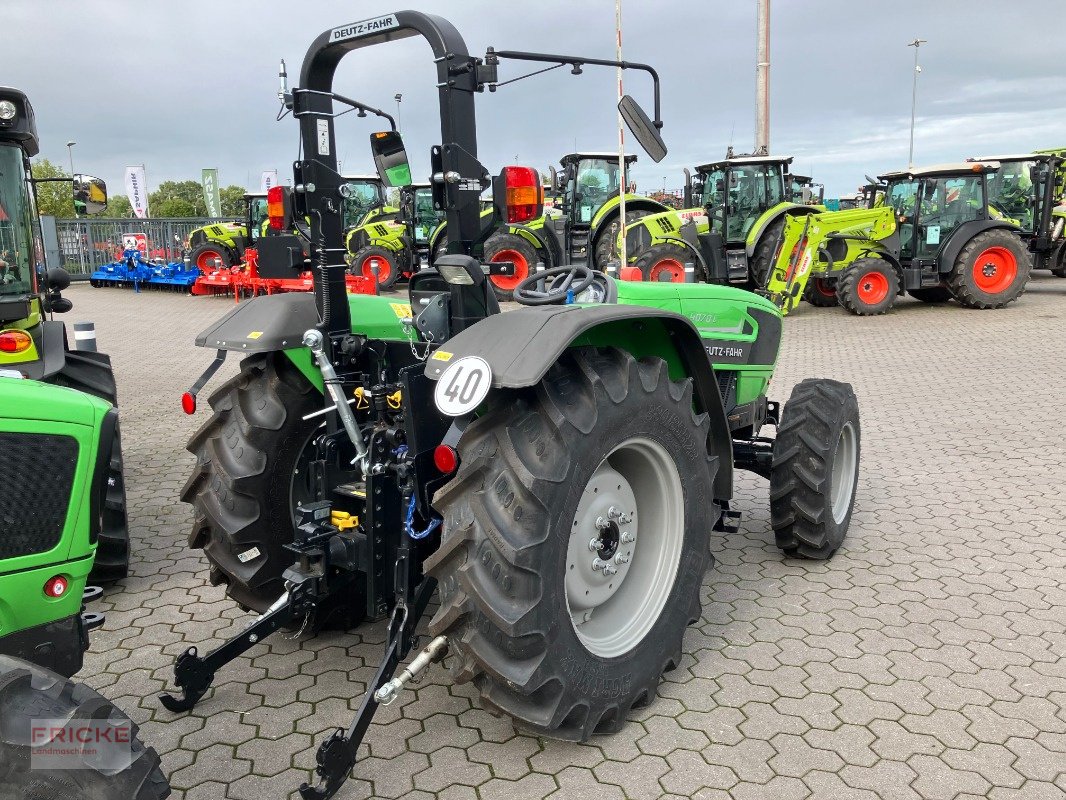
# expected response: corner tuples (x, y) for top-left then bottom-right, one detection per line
(55, 217), (229, 277)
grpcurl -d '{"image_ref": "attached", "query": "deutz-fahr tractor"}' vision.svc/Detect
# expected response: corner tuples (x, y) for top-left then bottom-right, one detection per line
(0, 376), (171, 799)
(430, 151), (671, 301)
(621, 152), (821, 286)
(159, 14), (861, 799)
(763, 161), (1051, 315)
(0, 86), (129, 583)
(345, 182), (442, 289)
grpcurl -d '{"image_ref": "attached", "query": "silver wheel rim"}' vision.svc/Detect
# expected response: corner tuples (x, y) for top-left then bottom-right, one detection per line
(830, 421), (858, 524)
(565, 437), (684, 658)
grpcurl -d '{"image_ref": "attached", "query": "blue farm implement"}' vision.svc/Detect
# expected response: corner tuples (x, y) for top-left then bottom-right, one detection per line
(90, 248), (201, 292)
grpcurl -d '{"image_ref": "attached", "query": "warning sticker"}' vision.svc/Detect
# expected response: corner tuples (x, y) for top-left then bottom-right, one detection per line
(247, 331), (263, 340)
(390, 302), (413, 318)
(237, 547), (261, 563)
(317, 119), (330, 156)
(431, 351), (454, 362)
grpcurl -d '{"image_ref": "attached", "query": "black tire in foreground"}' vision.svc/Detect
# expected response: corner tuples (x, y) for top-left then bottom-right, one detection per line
(50, 351), (129, 583)
(948, 228), (1031, 309)
(837, 258), (899, 316)
(182, 353), (365, 629)
(0, 655), (170, 800)
(428, 347), (716, 740)
(804, 277), (839, 307)
(770, 378), (860, 559)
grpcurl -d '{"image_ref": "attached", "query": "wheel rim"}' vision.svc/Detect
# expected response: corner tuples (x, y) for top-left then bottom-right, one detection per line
(489, 249), (529, 291)
(856, 271), (889, 305)
(829, 422), (858, 525)
(361, 254), (393, 283)
(971, 246), (1017, 294)
(197, 249), (223, 270)
(565, 437), (684, 658)
(814, 278), (836, 298)
(648, 258), (685, 283)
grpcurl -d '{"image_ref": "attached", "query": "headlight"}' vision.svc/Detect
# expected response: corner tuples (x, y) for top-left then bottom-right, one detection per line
(0, 100), (17, 121)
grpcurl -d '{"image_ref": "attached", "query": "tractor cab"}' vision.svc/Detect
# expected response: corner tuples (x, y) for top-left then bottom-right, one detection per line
(341, 174), (389, 227)
(559, 152), (634, 227)
(693, 154), (794, 245)
(407, 183), (443, 250)
(244, 192), (269, 242)
(789, 174), (824, 206)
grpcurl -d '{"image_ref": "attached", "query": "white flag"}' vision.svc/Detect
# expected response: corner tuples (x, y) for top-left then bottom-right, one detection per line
(261, 170), (279, 193)
(124, 165), (149, 218)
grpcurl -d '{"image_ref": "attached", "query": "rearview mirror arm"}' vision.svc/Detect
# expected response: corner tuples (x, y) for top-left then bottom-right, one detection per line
(292, 88), (397, 131)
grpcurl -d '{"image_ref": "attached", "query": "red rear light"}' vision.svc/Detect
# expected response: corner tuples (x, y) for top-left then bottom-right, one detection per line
(0, 330), (32, 353)
(433, 444), (459, 475)
(267, 185), (286, 230)
(43, 575), (68, 598)
(503, 166), (542, 223)
(181, 392), (197, 415)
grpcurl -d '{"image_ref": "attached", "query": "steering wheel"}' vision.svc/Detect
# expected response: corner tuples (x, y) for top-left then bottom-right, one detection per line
(513, 265), (596, 306)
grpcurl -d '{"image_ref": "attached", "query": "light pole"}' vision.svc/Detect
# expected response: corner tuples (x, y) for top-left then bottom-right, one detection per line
(662, 176), (666, 196)
(907, 38), (926, 169)
(394, 93), (402, 133)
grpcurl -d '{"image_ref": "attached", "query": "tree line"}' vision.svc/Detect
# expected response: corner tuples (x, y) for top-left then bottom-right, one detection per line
(31, 159), (250, 219)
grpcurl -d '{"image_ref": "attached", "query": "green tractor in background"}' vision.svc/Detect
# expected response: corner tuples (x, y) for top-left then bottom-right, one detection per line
(344, 182), (443, 289)
(0, 378), (170, 799)
(430, 152), (671, 300)
(186, 175), (389, 271)
(0, 86), (129, 583)
(620, 152), (822, 286)
(763, 160), (1058, 315)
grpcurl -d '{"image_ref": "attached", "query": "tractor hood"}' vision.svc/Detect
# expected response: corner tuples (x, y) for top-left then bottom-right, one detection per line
(0, 376), (107, 426)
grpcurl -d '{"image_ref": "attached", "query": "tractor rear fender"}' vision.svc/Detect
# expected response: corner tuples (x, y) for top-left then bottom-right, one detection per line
(745, 203), (812, 257)
(935, 220), (1021, 274)
(19, 319), (68, 382)
(424, 304), (734, 501)
(624, 208), (688, 248)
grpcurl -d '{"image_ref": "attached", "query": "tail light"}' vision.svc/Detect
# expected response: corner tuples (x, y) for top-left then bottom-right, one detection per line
(0, 330), (32, 353)
(43, 575), (69, 598)
(433, 444), (459, 475)
(495, 166), (543, 224)
(267, 185), (289, 230)
(181, 391), (197, 415)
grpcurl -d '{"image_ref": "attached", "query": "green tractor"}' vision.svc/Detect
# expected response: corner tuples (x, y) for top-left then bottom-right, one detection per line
(620, 152), (822, 286)
(0, 377), (170, 799)
(764, 160), (1054, 315)
(430, 151), (671, 300)
(0, 86), (129, 583)
(159, 15), (861, 800)
(344, 182), (443, 289)
(186, 176), (389, 271)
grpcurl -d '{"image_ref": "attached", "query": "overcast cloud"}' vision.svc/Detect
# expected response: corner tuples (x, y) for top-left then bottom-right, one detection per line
(4, 0), (1064, 197)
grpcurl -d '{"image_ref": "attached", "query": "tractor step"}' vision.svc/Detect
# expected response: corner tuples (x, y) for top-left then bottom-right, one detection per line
(714, 506), (742, 533)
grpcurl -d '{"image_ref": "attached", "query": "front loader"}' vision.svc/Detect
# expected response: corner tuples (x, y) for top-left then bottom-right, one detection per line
(620, 152), (822, 286)
(159, 13), (862, 800)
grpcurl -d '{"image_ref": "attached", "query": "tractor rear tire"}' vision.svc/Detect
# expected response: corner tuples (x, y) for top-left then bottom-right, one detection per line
(50, 351), (129, 584)
(484, 233), (538, 301)
(770, 379), (860, 560)
(351, 245), (402, 290)
(594, 210), (653, 271)
(427, 347), (715, 740)
(947, 229), (1031, 308)
(181, 353), (365, 629)
(634, 243), (689, 283)
(837, 258), (899, 316)
(188, 242), (237, 272)
(908, 286), (954, 304)
(0, 655), (171, 800)
(804, 277), (839, 307)
(749, 217), (785, 288)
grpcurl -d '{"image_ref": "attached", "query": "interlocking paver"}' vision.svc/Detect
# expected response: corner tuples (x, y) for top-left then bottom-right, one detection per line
(66, 280), (1066, 798)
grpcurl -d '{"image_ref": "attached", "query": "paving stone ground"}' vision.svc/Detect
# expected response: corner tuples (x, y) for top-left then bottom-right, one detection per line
(67, 277), (1066, 799)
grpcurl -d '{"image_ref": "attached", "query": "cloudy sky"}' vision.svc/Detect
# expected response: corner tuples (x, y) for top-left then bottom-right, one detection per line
(5, 1), (1064, 198)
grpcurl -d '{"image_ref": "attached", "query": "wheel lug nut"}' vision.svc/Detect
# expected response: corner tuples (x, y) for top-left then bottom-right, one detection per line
(589, 538), (605, 552)
(608, 506), (621, 519)
(621, 532), (635, 543)
(592, 558), (608, 572)
(618, 512), (633, 524)
(615, 553), (630, 565)
(595, 516), (610, 530)
(602, 563), (618, 576)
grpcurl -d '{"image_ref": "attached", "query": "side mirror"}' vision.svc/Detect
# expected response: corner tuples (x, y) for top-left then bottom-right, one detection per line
(683, 168), (693, 208)
(46, 267), (72, 292)
(73, 174), (107, 215)
(617, 94), (666, 163)
(549, 165), (558, 193)
(370, 131), (412, 187)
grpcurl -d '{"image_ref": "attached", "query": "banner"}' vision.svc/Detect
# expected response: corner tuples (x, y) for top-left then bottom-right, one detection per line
(201, 168), (222, 217)
(124, 165), (149, 219)
(260, 170), (279, 193)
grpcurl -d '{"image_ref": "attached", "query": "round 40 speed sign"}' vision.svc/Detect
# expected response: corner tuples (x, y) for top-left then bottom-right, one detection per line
(434, 356), (493, 416)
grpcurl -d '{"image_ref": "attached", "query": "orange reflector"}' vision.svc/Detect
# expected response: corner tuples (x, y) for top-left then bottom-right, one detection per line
(433, 444), (459, 475)
(0, 330), (32, 353)
(43, 575), (68, 598)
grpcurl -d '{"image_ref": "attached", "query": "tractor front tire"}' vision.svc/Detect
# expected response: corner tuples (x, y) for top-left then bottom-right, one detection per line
(837, 258), (899, 316)
(181, 353), (365, 629)
(770, 379), (860, 559)
(484, 233), (539, 301)
(749, 217), (785, 288)
(50, 351), (129, 583)
(947, 229), (1031, 308)
(908, 286), (954, 304)
(633, 243), (690, 283)
(351, 245), (401, 290)
(428, 347), (715, 740)
(188, 242), (236, 272)
(0, 655), (171, 800)
(594, 210), (652, 271)
(804, 277), (839, 307)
